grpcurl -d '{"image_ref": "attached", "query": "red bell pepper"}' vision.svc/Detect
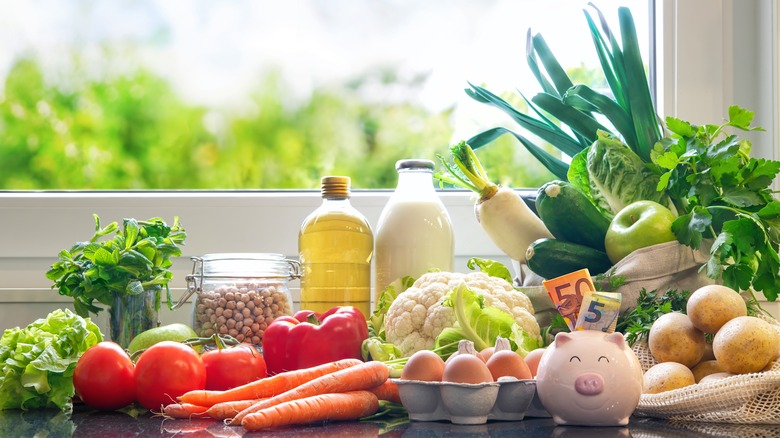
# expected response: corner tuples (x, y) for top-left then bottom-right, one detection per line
(262, 306), (369, 375)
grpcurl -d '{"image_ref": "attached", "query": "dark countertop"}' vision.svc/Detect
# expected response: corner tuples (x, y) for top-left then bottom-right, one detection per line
(2, 406), (780, 438)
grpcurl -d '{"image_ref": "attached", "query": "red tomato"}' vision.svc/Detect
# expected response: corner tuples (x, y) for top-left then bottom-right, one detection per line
(73, 341), (136, 410)
(134, 341), (206, 411)
(202, 343), (267, 390)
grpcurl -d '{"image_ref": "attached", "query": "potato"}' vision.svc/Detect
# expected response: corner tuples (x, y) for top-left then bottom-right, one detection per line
(691, 359), (725, 383)
(701, 339), (716, 362)
(648, 312), (706, 367)
(698, 372), (735, 384)
(686, 285), (747, 333)
(643, 362), (695, 394)
(713, 316), (780, 374)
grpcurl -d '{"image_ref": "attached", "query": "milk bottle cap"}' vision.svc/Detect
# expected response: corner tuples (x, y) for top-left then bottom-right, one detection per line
(396, 159), (434, 171)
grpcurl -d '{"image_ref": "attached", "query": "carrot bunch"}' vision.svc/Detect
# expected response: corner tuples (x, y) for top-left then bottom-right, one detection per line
(163, 358), (400, 432)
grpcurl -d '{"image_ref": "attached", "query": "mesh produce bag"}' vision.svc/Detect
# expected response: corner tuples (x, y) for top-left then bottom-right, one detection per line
(632, 314), (780, 424)
(631, 416), (780, 438)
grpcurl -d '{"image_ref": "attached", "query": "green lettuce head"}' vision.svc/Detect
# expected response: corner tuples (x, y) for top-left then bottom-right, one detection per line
(568, 131), (676, 218)
(434, 283), (541, 357)
(0, 309), (103, 412)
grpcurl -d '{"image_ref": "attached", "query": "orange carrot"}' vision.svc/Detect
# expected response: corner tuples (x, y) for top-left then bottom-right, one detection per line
(162, 402), (210, 419)
(179, 358), (363, 407)
(228, 360), (389, 425)
(241, 390), (379, 431)
(367, 379), (401, 404)
(205, 399), (264, 420)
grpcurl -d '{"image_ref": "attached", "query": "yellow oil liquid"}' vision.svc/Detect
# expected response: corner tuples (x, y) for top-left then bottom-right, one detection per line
(299, 211), (373, 317)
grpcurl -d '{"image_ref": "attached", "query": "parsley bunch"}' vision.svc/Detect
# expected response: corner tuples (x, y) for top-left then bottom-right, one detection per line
(46, 214), (187, 318)
(616, 289), (690, 346)
(652, 106), (780, 301)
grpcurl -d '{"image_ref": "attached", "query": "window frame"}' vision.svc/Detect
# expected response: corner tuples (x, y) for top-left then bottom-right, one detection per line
(655, 0), (779, 163)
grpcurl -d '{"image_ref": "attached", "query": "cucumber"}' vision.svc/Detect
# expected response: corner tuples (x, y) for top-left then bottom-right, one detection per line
(526, 238), (613, 279)
(536, 180), (611, 252)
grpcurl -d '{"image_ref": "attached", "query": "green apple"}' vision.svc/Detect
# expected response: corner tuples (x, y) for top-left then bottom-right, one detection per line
(604, 200), (677, 264)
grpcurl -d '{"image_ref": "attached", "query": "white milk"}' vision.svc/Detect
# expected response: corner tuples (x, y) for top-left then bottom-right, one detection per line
(374, 160), (454, 304)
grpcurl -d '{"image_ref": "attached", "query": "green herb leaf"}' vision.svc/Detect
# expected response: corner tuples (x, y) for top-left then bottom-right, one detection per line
(651, 106), (780, 301)
(727, 105), (755, 130)
(657, 171), (672, 192)
(93, 247), (118, 266)
(616, 289), (690, 346)
(723, 262), (754, 292)
(124, 219), (140, 250)
(745, 159), (780, 190)
(726, 218), (760, 255)
(758, 202), (780, 220)
(46, 215), (187, 317)
(666, 117), (696, 137)
(654, 151), (679, 171)
(671, 207), (711, 249)
(721, 186), (765, 207)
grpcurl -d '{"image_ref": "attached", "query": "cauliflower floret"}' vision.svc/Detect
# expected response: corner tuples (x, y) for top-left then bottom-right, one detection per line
(384, 270), (541, 357)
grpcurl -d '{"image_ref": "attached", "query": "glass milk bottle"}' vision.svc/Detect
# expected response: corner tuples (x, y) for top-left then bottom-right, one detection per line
(374, 159), (454, 303)
(298, 176), (373, 316)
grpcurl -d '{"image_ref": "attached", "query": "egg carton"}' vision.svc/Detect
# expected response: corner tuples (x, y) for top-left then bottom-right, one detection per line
(526, 390), (552, 418)
(391, 378), (537, 425)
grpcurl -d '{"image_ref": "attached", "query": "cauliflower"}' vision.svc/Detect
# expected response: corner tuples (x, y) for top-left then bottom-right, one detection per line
(384, 271), (541, 357)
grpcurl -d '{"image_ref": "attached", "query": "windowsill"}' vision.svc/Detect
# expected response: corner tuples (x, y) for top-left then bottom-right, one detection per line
(0, 189), (518, 330)
(3, 189), (780, 330)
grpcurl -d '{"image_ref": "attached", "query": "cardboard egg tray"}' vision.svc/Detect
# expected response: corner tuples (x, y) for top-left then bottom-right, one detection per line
(391, 378), (537, 424)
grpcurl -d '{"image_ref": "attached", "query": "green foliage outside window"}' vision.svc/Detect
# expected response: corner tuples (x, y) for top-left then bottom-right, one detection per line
(0, 55), (556, 190)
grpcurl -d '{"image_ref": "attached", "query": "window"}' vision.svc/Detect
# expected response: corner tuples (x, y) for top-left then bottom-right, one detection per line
(2, 1), (779, 331)
(1, 0), (649, 190)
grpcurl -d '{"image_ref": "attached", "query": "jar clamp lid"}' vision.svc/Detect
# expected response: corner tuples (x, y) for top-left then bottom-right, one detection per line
(174, 253), (301, 309)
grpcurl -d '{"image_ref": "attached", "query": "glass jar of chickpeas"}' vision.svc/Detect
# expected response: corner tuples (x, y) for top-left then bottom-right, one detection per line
(182, 253), (299, 345)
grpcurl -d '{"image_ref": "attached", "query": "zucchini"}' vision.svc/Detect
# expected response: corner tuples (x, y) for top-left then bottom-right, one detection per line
(536, 180), (611, 251)
(526, 237), (613, 279)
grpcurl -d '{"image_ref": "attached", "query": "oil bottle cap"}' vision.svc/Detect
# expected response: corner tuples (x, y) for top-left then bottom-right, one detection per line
(321, 176), (351, 198)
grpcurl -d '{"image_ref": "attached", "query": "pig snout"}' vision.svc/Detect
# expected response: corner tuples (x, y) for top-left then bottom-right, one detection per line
(574, 372), (604, 396)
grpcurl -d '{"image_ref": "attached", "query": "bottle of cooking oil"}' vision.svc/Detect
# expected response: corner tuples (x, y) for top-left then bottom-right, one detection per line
(298, 176), (373, 316)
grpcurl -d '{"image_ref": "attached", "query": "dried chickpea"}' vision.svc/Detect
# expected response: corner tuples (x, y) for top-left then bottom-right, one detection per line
(193, 281), (292, 346)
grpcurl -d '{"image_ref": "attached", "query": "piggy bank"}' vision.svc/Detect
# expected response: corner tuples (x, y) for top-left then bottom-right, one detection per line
(536, 330), (643, 426)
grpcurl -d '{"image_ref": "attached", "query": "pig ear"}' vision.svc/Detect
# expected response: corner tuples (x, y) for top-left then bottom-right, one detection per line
(555, 332), (574, 346)
(605, 332), (626, 349)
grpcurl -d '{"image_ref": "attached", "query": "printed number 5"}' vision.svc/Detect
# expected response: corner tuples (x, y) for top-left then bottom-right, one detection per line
(584, 300), (604, 323)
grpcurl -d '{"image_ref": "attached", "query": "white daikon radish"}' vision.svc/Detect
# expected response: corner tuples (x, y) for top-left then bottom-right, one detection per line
(436, 141), (552, 263)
